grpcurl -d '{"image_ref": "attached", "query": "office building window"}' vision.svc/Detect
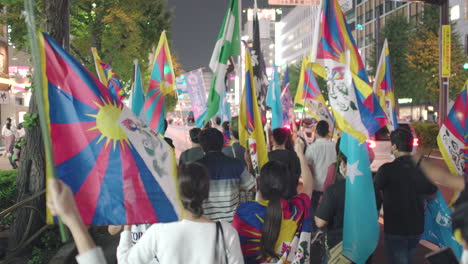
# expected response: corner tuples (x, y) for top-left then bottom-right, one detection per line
(465, 0), (468, 19)
(15, 97), (24, 106)
(378, 4), (384, 15)
(365, 10), (373, 22)
(385, 1), (393, 13)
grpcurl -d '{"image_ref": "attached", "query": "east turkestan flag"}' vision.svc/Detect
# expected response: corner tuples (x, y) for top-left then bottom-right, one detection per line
(252, 1), (269, 119)
(205, 0), (240, 124)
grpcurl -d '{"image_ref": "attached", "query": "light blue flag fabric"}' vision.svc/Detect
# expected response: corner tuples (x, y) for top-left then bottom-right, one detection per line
(340, 132), (380, 263)
(422, 191), (462, 260)
(217, 82), (231, 123)
(131, 61), (145, 116)
(266, 64), (282, 130)
(280, 67), (294, 127)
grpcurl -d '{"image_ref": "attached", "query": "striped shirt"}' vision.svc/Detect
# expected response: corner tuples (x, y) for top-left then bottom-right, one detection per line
(197, 152), (256, 222)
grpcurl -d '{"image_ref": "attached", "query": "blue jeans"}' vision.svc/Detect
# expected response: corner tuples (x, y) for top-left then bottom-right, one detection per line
(384, 234), (421, 264)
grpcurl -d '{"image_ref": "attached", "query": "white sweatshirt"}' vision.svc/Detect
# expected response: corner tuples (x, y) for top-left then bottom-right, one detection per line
(117, 219), (244, 264)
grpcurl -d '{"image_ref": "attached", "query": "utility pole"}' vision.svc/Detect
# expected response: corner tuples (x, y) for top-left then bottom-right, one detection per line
(438, 0), (449, 126)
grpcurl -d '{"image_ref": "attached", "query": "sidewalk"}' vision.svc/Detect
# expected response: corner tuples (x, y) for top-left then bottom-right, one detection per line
(0, 155), (12, 171)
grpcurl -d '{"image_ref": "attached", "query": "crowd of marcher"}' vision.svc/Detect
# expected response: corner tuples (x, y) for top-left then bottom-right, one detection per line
(46, 116), (468, 264)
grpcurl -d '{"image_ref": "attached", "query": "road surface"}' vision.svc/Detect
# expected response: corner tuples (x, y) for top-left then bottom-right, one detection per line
(165, 124), (192, 160)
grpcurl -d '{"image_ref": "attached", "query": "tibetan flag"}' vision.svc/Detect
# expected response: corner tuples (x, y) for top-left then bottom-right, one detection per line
(266, 64), (282, 130)
(205, 0), (240, 123)
(312, 0), (387, 143)
(91, 47), (125, 102)
(437, 79), (468, 177)
(311, 0), (387, 259)
(295, 57), (335, 133)
(280, 67), (295, 126)
(340, 132), (380, 264)
(131, 60), (145, 117)
(144, 31), (176, 135)
(239, 51), (268, 175)
(40, 33), (181, 226)
(373, 39), (398, 131)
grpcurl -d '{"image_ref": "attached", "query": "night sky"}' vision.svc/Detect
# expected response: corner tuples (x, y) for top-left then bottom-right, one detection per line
(168, 0), (265, 72)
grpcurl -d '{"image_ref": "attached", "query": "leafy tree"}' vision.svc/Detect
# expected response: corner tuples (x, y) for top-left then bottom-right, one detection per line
(1, 0), (176, 248)
(3, 0), (178, 111)
(406, 5), (468, 102)
(367, 14), (418, 101)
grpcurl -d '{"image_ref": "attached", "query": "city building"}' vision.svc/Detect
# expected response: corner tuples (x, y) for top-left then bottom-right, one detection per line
(0, 8), (32, 130)
(355, 0), (424, 70)
(275, 0), (353, 66)
(449, 0), (468, 53)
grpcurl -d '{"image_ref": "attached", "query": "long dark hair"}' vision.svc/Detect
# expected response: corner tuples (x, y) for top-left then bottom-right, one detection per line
(258, 161), (290, 259)
(5, 118), (11, 130)
(178, 162), (210, 218)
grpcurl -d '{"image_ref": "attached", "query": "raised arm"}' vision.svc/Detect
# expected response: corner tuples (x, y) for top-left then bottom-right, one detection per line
(47, 179), (106, 264)
(416, 156), (465, 192)
(295, 139), (314, 197)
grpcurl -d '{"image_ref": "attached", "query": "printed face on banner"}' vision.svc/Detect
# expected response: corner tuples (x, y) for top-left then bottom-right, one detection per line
(326, 66), (357, 113)
(440, 126), (465, 175)
(248, 138), (259, 175)
(324, 60), (367, 136)
(119, 107), (182, 216)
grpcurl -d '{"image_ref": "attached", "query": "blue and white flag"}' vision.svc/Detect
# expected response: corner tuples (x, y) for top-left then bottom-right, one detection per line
(422, 191), (463, 260)
(266, 64), (282, 130)
(340, 132), (379, 263)
(217, 81), (231, 123)
(184, 69), (207, 128)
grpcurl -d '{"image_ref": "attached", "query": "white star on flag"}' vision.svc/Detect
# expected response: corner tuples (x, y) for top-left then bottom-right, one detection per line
(346, 161), (363, 184)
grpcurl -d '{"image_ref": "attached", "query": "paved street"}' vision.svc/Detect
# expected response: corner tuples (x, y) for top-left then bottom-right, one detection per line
(165, 124), (192, 160)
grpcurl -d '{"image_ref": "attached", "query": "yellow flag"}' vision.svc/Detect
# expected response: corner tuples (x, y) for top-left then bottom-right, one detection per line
(239, 51), (268, 175)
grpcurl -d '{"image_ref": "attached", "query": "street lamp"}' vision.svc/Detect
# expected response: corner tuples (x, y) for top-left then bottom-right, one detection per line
(392, 0), (449, 127)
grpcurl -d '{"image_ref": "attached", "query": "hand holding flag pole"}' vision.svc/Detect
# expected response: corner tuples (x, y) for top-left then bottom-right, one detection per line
(24, 0), (68, 242)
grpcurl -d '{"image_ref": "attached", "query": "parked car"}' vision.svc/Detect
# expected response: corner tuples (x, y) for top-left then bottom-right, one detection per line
(367, 122), (419, 173)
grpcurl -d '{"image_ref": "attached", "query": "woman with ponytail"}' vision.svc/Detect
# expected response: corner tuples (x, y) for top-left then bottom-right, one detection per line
(233, 139), (314, 264)
(116, 162), (244, 264)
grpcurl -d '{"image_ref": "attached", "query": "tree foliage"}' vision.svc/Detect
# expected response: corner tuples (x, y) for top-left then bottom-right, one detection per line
(368, 14), (418, 101)
(2, 0), (179, 112)
(368, 5), (468, 104)
(406, 5), (468, 102)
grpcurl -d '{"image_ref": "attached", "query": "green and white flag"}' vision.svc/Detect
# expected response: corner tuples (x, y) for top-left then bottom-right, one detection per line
(205, 0), (240, 123)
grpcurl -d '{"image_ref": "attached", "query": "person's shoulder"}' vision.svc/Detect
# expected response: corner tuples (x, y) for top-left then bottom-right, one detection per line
(237, 201), (265, 215)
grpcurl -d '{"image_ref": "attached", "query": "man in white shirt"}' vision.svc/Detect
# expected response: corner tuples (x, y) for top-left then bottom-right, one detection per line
(305, 120), (336, 228)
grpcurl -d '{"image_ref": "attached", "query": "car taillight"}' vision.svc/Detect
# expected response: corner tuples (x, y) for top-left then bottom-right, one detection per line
(413, 137), (419, 147)
(367, 139), (376, 149)
(284, 124), (291, 130)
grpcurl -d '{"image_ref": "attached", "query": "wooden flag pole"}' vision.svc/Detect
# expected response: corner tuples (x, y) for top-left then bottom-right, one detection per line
(24, 0), (69, 242)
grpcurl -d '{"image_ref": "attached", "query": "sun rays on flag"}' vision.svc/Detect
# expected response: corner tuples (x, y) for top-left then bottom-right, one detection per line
(87, 98), (130, 150)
